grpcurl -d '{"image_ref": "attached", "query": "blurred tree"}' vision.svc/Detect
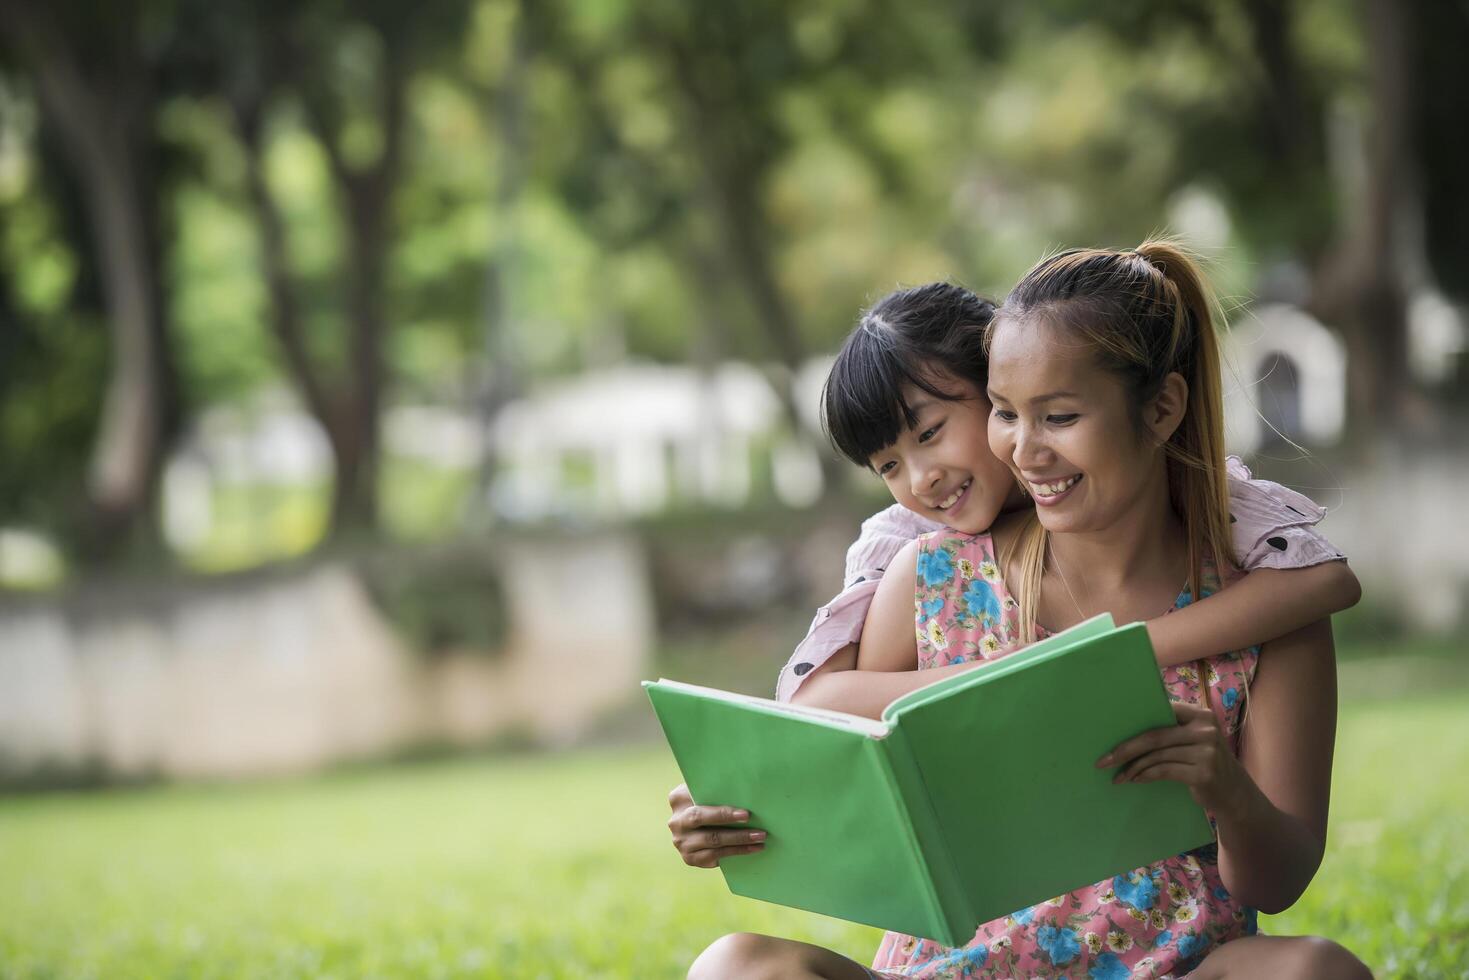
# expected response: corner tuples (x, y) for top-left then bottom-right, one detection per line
(1310, 0), (1415, 438)
(1410, 1), (1469, 301)
(179, 0), (472, 537)
(530, 0), (1007, 488)
(0, 0), (183, 559)
(467, 0), (528, 523)
(1044, 0), (1425, 437)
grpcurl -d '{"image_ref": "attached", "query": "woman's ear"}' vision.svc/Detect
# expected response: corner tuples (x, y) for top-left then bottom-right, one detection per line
(1146, 372), (1189, 445)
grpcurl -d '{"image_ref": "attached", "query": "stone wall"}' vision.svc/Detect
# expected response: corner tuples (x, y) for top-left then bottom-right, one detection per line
(0, 534), (653, 783)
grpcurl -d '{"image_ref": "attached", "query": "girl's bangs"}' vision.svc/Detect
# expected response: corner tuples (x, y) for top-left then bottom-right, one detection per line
(823, 337), (968, 467)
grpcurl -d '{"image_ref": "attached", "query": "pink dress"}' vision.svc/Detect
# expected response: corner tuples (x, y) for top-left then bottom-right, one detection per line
(867, 531), (1258, 980)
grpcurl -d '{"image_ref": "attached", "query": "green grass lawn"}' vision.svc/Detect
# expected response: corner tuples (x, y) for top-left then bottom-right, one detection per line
(1, 683), (1466, 978)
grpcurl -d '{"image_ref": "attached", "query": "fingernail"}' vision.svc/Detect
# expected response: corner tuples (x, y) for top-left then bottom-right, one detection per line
(733, 810), (750, 821)
(750, 831), (766, 841)
(1096, 755), (1112, 768)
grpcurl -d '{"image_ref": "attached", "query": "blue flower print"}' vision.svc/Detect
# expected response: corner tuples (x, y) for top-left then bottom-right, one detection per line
(961, 578), (1002, 627)
(1011, 905), (1036, 925)
(916, 548), (955, 588)
(1213, 884), (1231, 901)
(1177, 932), (1208, 961)
(1222, 687), (1240, 709)
(920, 597), (945, 622)
(1154, 930), (1173, 948)
(936, 944), (988, 977)
(1113, 870), (1159, 911)
(1088, 952), (1130, 980)
(1036, 924), (1081, 966)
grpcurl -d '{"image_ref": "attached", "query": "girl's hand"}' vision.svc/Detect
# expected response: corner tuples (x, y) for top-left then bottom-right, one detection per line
(1096, 702), (1250, 815)
(666, 783), (767, 868)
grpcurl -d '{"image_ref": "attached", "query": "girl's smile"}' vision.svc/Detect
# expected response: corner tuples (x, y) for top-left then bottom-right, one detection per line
(867, 374), (1014, 535)
(932, 478), (972, 513)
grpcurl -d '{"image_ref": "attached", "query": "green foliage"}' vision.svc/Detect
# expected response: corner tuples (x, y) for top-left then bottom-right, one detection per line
(1, 0), (1433, 556)
(0, 675), (1463, 977)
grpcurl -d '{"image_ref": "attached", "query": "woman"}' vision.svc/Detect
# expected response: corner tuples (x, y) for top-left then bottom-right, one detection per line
(669, 243), (1369, 978)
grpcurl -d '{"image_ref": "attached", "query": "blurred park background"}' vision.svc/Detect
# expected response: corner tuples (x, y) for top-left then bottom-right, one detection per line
(0, 0), (1466, 976)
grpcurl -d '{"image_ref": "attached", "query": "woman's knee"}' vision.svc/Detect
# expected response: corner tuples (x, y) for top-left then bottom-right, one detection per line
(687, 932), (790, 980)
(1278, 936), (1373, 980)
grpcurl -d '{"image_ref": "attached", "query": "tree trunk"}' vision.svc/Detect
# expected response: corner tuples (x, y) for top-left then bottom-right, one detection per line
(472, 1), (530, 524)
(293, 26), (411, 538)
(1309, 0), (1415, 441)
(9, 5), (174, 558)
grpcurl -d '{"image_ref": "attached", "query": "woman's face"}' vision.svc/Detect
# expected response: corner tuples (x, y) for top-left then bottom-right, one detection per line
(867, 374), (1018, 535)
(985, 316), (1168, 537)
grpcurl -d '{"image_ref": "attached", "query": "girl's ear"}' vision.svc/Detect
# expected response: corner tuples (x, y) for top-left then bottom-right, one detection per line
(1145, 372), (1188, 445)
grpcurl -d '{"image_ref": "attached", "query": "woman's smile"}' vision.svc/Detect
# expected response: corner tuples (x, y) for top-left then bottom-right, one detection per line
(1027, 473), (1083, 506)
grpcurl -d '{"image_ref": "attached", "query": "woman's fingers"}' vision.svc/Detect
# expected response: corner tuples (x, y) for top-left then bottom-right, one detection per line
(668, 804), (752, 833)
(682, 841), (766, 868)
(1097, 703), (1219, 768)
(673, 826), (768, 867)
(666, 785), (765, 866)
(1112, 745), (1205, 783)
(679, 826), (768, 851)
(1097, 724), (1199, 769)
(1124, 761), (1199, 786)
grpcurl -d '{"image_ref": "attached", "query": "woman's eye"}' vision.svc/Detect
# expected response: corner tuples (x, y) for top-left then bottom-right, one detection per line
(993, 409), (1017, 422)
(1047, 414), (1079, 425)
(917, 423), (944, 443)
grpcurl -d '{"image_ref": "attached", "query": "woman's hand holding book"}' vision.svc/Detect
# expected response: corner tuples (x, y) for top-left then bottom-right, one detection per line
(667, 782), (766, 868)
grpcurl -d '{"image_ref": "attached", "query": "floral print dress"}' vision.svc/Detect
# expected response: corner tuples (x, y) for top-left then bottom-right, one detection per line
(869, 530), (1260, 980)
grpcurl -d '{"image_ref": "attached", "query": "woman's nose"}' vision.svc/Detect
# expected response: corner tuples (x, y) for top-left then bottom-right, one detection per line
(1014, 423), (1050, 468)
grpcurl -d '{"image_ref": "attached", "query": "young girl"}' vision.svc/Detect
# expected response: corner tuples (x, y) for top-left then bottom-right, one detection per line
(668, 256), (1369, 977)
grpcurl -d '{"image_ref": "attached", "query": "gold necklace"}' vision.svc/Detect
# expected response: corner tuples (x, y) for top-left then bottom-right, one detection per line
(1049, 542), (1091, 623)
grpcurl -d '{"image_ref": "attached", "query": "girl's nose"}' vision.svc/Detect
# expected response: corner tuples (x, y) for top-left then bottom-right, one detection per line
(911, 461), (943, 498)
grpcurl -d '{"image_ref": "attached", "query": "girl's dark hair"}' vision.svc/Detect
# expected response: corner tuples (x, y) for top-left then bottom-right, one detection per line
(821, 282), (996, 468)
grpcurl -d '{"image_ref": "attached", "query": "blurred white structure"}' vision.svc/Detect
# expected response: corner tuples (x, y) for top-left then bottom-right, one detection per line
(1408, 289), (1468, 384)
(489, 361), (831, 520)
(1223, 303), (1348, 455)
(161, 363), (838, 551)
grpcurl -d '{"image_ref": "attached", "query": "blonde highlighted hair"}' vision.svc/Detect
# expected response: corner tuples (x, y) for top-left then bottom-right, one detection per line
(987, 239), (1236, 662)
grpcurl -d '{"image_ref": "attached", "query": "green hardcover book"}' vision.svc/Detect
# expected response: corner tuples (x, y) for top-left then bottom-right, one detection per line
(643, 614), (1214, 947)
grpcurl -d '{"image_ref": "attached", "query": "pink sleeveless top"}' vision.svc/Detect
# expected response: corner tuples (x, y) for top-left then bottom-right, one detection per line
(869, 530), (1259, 980)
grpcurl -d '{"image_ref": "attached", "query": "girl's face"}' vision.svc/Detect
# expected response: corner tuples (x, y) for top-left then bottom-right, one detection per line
(867, 374), (1017, 535)
(985, 317), (1168, 537)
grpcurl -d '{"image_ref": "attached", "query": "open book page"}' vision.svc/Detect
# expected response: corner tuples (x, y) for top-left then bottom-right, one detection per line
(879, 613), (1116, 723)
(886, 619), (1213, 927)
(645, 679), (955, 941)
(646, 679), (890, 737)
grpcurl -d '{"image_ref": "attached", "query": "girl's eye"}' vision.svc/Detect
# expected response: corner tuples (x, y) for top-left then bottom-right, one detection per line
(917, 422), (944, 443)
(1047, 414), (1079, 425)
(993, 409), (1017, 422)
(877, 460), (897, 476)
